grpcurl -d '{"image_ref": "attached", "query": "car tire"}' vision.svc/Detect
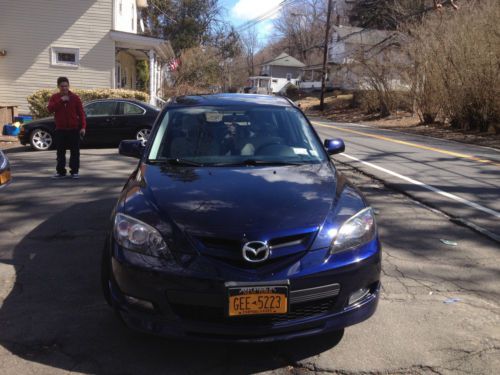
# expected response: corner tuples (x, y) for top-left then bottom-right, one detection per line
(30, 128), (54, 151)
(135, 128), (151, 145)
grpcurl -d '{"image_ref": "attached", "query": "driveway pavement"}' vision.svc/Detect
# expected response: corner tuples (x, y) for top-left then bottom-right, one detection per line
(0, 147), (498, 374)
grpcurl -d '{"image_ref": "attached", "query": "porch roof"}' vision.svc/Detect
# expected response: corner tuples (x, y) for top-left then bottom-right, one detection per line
(110, 30), (174, 61)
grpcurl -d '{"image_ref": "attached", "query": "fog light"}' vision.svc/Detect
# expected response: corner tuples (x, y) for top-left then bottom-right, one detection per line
(348, 287), (370, 305)
(124, 295), (155, 310)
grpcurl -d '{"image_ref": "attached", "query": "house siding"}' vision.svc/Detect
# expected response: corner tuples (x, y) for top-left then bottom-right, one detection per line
(0, 0), (115, 113)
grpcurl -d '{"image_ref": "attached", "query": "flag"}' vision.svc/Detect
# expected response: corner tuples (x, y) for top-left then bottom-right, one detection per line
(168, 58), (180, 72)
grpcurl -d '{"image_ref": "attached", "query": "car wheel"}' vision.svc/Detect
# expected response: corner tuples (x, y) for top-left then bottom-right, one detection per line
(136, 128), (151, 145)
(30, 129), (53, 151)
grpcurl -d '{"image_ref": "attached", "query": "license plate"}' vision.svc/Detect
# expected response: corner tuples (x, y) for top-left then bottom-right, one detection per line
(228, 286), (288, 316)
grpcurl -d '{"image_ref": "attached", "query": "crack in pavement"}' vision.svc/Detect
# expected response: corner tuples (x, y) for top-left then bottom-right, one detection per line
(285, 362), (445, 375)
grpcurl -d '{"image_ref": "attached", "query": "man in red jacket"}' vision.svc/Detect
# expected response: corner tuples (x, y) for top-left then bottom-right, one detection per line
(47, 77), (86, 178)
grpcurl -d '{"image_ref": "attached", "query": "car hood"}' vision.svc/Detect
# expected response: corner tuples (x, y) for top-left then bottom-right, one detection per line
(137, 163), (338, 237)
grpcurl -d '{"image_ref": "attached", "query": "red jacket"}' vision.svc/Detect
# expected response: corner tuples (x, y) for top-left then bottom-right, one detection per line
(47, 91), (87, 130)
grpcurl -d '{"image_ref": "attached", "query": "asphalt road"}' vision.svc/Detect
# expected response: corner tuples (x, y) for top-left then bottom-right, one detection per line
(0, 147), (499, 374)
(312, 119), (500, 241)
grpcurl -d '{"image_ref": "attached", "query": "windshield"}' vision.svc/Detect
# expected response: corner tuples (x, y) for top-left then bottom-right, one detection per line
(147, 106), (327, 166)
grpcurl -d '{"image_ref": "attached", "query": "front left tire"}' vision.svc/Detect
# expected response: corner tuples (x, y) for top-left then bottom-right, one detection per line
(30, 128), (53, 151)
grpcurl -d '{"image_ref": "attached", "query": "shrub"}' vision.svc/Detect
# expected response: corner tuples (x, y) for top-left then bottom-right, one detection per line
(28, 88), (149, 118)
(405, 0), (500, 131)
(285, 84), (299, 100)
(352, 90), (412, 115)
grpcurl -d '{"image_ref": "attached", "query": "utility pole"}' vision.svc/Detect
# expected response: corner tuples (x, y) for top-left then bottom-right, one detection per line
(320, 0), (333, 111)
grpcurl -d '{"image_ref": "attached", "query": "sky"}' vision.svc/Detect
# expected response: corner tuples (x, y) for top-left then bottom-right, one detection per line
(220, 0), (283, 45)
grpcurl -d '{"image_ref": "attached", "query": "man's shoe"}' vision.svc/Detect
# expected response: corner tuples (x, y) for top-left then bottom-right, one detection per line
(52, 173), (66, 179)
(70, 173), (79, 179)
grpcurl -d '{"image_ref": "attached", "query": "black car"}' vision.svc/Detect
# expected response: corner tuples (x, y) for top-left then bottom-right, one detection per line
(18, 99), (159, 151)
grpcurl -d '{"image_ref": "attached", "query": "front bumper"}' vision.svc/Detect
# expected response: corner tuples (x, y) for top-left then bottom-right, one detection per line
(108, 241), (381, 342)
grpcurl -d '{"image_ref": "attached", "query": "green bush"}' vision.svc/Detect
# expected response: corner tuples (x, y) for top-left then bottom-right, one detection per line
(28, 88), (149, 118)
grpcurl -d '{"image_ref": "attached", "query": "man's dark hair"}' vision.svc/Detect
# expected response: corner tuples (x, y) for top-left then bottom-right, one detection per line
(57, 76), (69, 86)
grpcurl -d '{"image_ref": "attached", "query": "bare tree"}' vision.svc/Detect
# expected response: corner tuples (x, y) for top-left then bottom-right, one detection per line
(273, 0), (326, 64)
(240, 26), (260, 76)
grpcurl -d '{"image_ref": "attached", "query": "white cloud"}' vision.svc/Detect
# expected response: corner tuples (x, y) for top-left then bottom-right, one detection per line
(231, 0), (283, 21)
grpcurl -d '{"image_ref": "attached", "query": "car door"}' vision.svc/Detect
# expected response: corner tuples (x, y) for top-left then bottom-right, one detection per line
(83, 101), (118, 144)
(113, 101), (149, 143)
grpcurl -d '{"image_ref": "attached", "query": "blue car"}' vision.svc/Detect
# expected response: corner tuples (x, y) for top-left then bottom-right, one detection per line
(102, 94), (381, 342)
(0, 150), (11, 189)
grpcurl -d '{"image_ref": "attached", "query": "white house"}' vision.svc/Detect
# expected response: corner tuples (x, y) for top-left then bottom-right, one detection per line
(300, 25), (407, 91)
(0, 0), (174, 113)
(328, 25), (407, 90)
(247, 53), (304, 94)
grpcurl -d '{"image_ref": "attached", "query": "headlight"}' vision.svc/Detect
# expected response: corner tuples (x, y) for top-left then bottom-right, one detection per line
(114, 213), (170, 257)
(0, 152), (7, 170)
(330, 207), (376, 254)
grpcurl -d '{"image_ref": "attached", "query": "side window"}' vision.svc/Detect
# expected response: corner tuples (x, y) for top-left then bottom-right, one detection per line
(84, 102), (116, 117)
(121, 102), (145, 115)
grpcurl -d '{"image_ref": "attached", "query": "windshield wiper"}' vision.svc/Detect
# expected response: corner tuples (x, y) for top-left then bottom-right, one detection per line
(214, 159), (304, 166)
(147, 158), (204, 167)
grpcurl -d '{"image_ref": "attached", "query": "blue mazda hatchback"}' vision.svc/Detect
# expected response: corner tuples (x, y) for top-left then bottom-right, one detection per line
(101, 94), (381, 342)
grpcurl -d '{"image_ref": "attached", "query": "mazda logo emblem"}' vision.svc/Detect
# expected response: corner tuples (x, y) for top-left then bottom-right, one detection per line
(242, 241), (270, 263)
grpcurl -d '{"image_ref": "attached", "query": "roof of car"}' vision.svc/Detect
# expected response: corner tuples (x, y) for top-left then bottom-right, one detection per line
(167, 94), (296, 108)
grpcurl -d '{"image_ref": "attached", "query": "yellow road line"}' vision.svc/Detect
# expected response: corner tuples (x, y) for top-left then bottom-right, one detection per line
(312, 121), (500, 167)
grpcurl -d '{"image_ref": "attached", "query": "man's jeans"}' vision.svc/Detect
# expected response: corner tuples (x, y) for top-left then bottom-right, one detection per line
(55, 129), (80, 175)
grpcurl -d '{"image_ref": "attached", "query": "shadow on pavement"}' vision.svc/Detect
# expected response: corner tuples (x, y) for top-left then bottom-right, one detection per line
(0, 199), (344, 374)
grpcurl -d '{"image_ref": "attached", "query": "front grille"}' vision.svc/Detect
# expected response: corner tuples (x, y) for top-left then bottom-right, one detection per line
(192, 229), (317, 269)
(170, 297), (337, 326)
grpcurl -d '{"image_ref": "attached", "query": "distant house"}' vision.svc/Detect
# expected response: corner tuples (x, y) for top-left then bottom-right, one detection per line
(247, 53), (305, 94)
(300, 26), (407, 91)
(0, 0), (174, 113)
(328, 25), (407, 90)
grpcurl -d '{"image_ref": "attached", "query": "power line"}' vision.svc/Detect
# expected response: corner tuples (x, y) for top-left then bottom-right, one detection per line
(236, 0), (301, 33)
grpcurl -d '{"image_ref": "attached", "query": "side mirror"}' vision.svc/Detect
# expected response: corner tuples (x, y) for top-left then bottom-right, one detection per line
(119, 140), (144, 159)
(324, 138), (345, 155)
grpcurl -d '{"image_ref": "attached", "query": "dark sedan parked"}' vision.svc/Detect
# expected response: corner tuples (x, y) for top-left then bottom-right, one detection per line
(18, 99), (159, 151)
(102, 94), (381, 342)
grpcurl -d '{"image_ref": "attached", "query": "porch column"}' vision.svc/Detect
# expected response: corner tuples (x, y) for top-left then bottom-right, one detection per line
(148, 49), (155, 105)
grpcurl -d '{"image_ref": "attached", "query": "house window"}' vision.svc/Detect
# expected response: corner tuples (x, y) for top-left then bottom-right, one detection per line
(286, 73), (292, 81)
(119, 0), (123, 15)
(51, 47), (79, 67)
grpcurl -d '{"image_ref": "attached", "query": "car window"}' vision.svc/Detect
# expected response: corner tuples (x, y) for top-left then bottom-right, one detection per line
(121, 102), (145, 115)
(84, 102), (116, 117)
(148, 106), (327, 165)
